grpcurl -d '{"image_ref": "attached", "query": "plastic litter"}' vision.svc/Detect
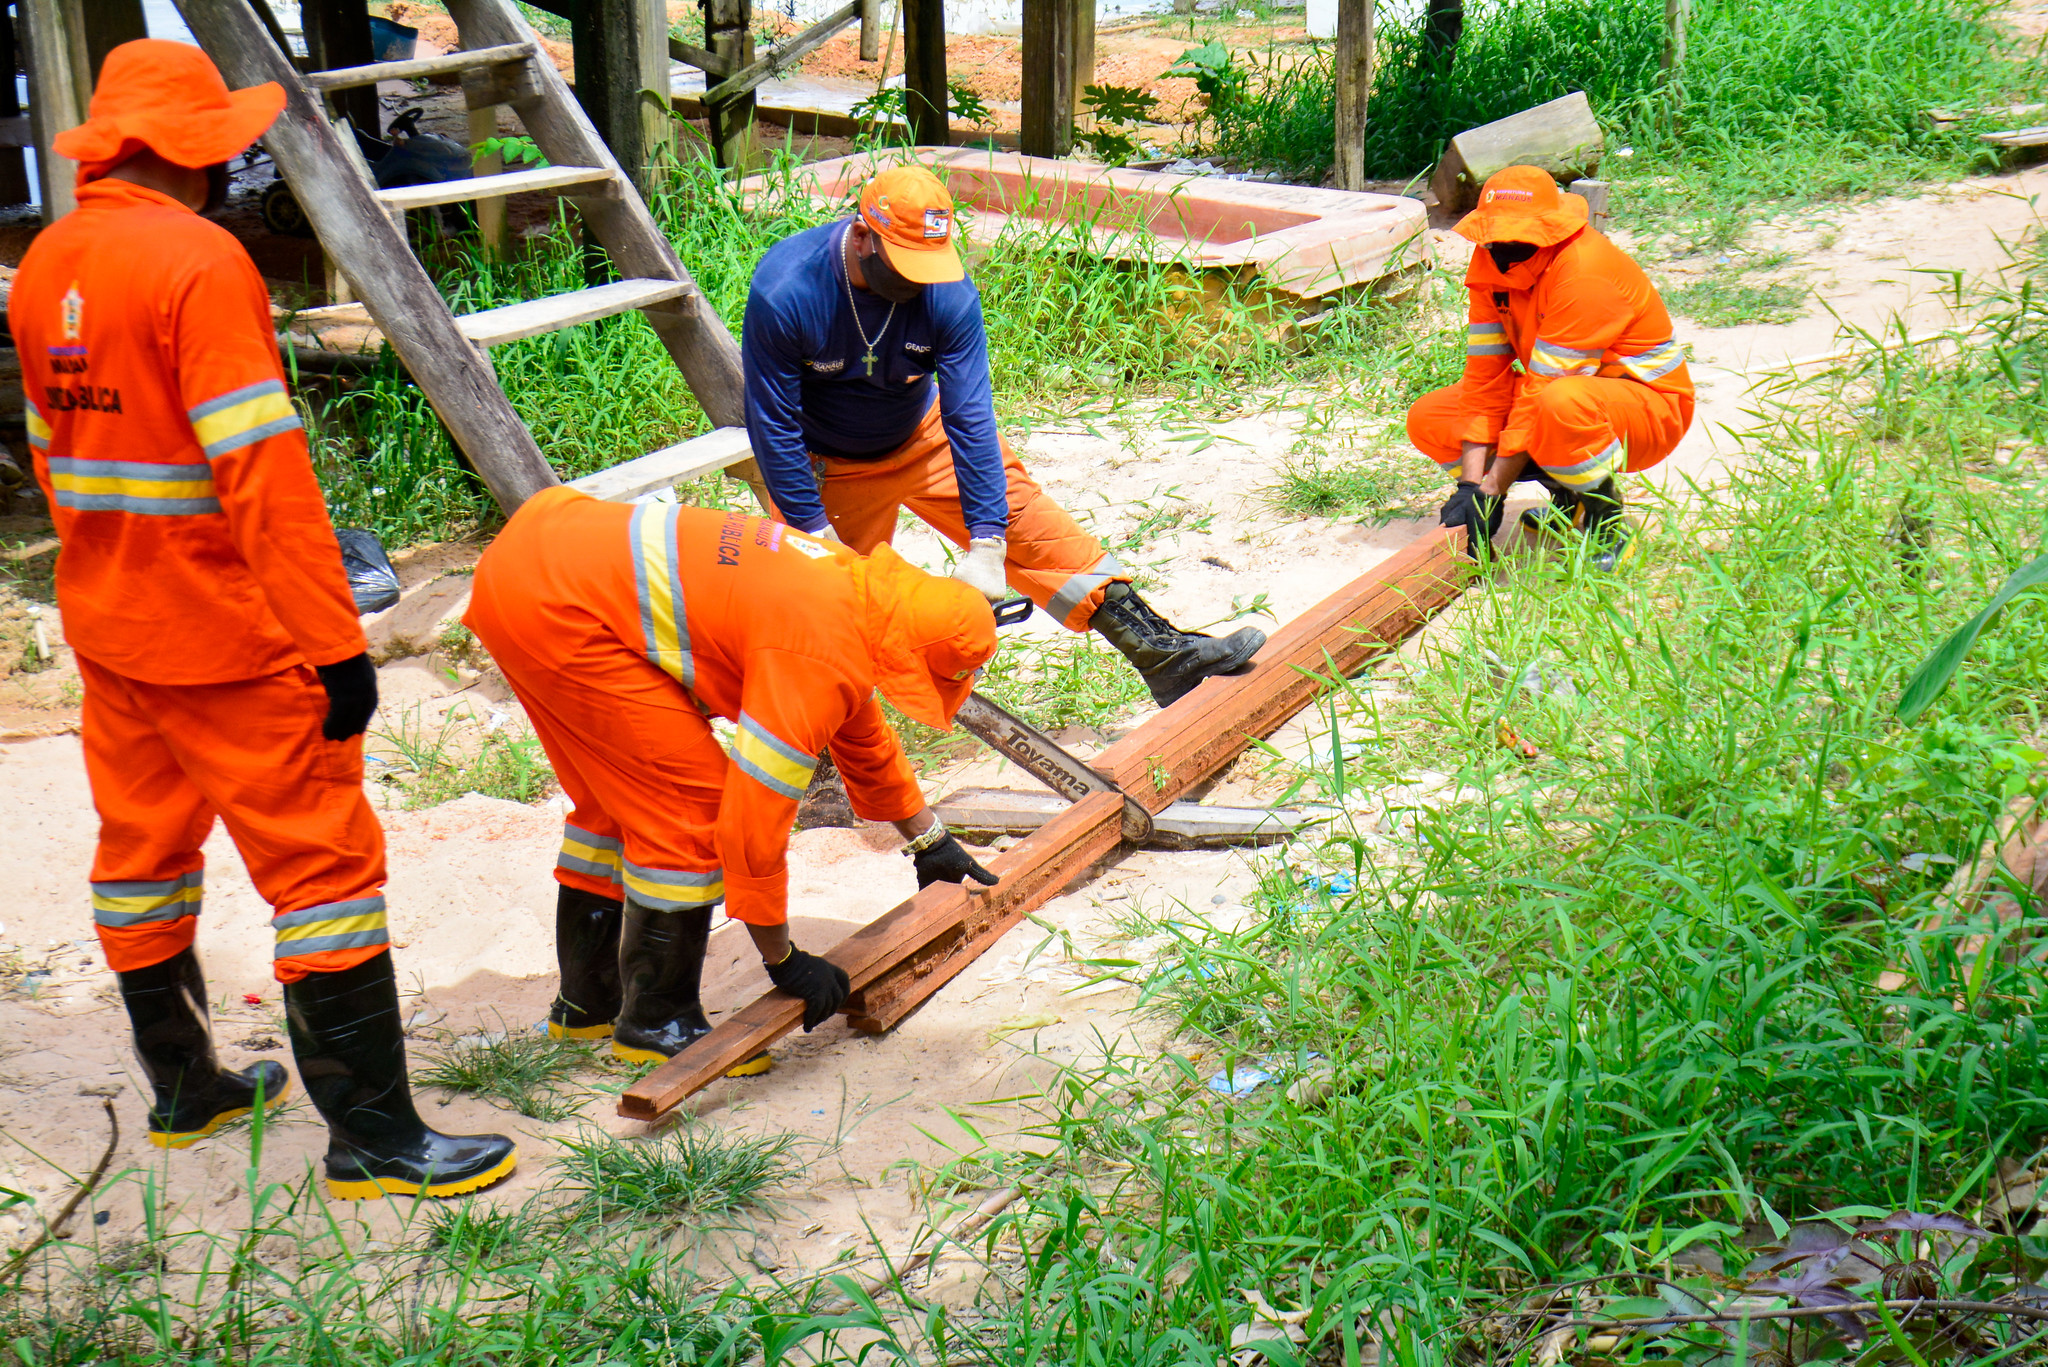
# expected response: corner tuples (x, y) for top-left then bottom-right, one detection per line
(337, 528), (402, 614)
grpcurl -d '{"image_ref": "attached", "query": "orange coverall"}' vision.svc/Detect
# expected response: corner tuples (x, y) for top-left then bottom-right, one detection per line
(11, 178), (386, 983)
(1407, 227), (1695, 489)
(464, 488), (935, 927)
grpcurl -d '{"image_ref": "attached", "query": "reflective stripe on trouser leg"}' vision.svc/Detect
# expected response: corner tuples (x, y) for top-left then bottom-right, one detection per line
(1047, 552), (1127, 628)
(274, 896), (390, 963)
(621, 862), (725, 912)
(93, 869), (204, 928)
(1540, 438), (1624, 490)
(558, 821), (624, 892)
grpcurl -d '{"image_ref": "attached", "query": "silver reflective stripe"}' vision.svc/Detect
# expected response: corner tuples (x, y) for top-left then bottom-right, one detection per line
(1545, 438), (1623, 487)
(558, 850), (625, 883)
(631, 503), (695, 688)
(1469, 324), (1510, 353)
(621, 861), (725, 911)
(1529, 337), (1603, 378)
(48, 457), (211, 481)
(1619, 337), (1685, 381)
(186, 379), (284, 423)
(91, 870), (203, 927)
(1046, 551), (1126, 624)
(1467, 343), (1513, 357)
(56, 492), (223, 515)
(272, 895), (389, 959)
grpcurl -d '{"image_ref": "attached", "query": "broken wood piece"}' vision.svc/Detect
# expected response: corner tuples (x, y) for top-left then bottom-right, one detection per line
(1428, 91), (1602, 215)
(1568, 177), (1609, 232)
(935, 786), (1297, 848)
(304, 39), (534, 90)
(703, 0), (861, 107)
(568, 427), (755, 501)
(1982, 126), (2048, 149)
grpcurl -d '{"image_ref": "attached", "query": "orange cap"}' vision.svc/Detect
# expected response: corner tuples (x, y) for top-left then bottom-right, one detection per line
(55, 40), (284, 182)
(1454, 165), (1590, 249)
(859, 544), (997, 727)
(859, 165), (966, 285)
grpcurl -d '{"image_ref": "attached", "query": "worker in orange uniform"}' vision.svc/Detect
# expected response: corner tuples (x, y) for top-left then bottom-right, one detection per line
(742, 164), (1263, 709)
(464, 488), (1002, 1065)
(1406, 165), (1694, 569)
(11, 41), (513, 1199)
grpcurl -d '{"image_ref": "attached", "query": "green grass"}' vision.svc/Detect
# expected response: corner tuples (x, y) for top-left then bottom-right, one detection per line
(374, 707), (557, 809)
(416, 1024), (590, 1122)
(1664, 273), (1811, 327)
(553, 1121), (798, 1224)
(979, 631), (1155, 734)
(1263, 450), (1433, 520)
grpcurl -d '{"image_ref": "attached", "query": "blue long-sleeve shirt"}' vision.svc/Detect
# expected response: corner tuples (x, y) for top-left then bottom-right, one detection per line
(741, 220), (1009, 539)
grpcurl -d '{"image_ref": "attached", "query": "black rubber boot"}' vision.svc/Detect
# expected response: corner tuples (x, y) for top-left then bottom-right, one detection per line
(547, 884), (622, 1040)
(1089, 583), (1266, 708)
(1518, 477), (1581, 535)
(1579, 478), (1636, 572)
(610, 898), (715, 1065)
(118, 947), (290, 1149)
(284, 952), (517, 1200)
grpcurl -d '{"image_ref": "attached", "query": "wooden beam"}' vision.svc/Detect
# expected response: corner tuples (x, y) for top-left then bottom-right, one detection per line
(670, 38), (730, 77)
(616, 527), (1469, 1120)
(79, 0), (144, 79)
(901, 0), (946, 146)
(1333, 0), (1373, 190)
(19, 0), (85, 221)
(704, 0), (860, 108)
(1073, 0), (1094, 117)
(569, 0), (668, 187)
(302, 0), (379, 145)
(1019, 0), (1076, 158)
(859, 0), (880, 63)
(567, 427), (753, 501)
(704, 0), (757, 167)
(304, 41), (535, 90)
(0, 8), (35, 206)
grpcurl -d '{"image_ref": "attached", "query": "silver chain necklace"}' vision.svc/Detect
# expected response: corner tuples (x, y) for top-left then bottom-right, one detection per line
(842, 226), (897, 378)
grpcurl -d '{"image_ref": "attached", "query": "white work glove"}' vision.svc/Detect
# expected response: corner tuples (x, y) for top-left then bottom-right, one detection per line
(952, 537), (1009, 602)
(802, 522), (842, 544)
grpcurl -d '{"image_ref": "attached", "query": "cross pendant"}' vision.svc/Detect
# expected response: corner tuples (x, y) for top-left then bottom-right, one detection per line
(862, 349), (878, 376)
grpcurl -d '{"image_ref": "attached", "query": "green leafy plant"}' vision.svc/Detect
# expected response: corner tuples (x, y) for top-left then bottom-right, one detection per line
(473, 134), (548, 169)
(1163, 40), (1249, 127)
(1076, 83), (1160, 168)
(417, 1025), (590, 1122)
(553, 1121), (797, 1225)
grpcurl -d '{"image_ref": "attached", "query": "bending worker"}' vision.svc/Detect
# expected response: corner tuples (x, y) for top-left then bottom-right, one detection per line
(741, 164), (1263, 708)
(11, 43), (513, 1197)
(1407, 165), (1694, 567)
(464, 488), (1002, 1064)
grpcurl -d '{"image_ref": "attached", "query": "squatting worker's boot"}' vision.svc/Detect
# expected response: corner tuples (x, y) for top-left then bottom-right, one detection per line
(283, 952), (516, 1200)
(548, 884), (623, 1040)
(1579, 478), (1638, 573)
(118, 946), (290, 1149)
(1519, 480), (1581, 536)
(611, 898), (714, 1065)
(1089, 583), (1266, 709)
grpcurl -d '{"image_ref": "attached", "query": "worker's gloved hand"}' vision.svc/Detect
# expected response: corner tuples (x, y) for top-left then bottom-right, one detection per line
(912, 831), (1000, 891)
(314, 653), (379, 742)
(1440, 481), (1483, 528)
(807, 523), (843, 544)
(765, 946), (851, 1031)
(952, 537), (1009, 603)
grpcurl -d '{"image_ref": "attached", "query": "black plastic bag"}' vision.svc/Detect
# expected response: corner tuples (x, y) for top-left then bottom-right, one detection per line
(336, 528), (402, 614)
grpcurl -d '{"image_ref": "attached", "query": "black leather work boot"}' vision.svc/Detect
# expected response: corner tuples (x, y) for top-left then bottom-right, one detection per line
(610, 898), (716, 1065)
(547, 884), (623, 1040)
(1088, 583), (1265, 708)
(117, 946), (290, 1149)
(283, 952), (517, 1200)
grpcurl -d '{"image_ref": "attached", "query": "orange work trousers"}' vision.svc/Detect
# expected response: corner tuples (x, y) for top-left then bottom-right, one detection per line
(79, 654), (389, 983)
(485, 632), (730, 918)
(1407, 377), (1688, 489)
(815, 401), (1126, 632)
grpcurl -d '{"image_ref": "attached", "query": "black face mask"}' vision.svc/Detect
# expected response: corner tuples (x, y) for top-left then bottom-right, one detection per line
(1485, 241), (1539, 275)
(859, 236), (924, 304)
(202, 162), (231, 216)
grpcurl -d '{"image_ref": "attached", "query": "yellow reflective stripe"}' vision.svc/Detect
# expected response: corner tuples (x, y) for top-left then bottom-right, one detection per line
(732, 715), (814, 800)
(621, 867), (725, 908)
(24, 405), (49, 448)
(630, 504), (693, 686)
(560, 834), (622, 868)
(52, 474), (216, 500)
(274, 910), (387, 945)
(190, 390), (298, 457)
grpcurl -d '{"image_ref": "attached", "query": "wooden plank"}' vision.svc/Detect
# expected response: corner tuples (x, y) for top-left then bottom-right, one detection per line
(902, 0), (947, 146)
(1983, 125), (2048, 148)
(1019, 0), (1076, 158)
(446, 0), (748, 429)
(568, 426), (754, 501)
(454, 278), (693, 346)
(616, 528), (1467, 1119)
(19, 0), (84, 221)
(671, 38), (731, 77)
(304, 39), (534, 90)
(704, 0), (860, 107)
(302, 0), (378, 137)
(175, 0), (562, 512)
(468, 105), (509, 255)
(79, 0), (144, 79)
(617, 792), (1126, 1119)
(376, 163), (617, 209)
(1332, 0), (1373, 191)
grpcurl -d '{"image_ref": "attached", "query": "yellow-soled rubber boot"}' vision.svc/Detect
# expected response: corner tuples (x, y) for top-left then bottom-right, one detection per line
(284, 952), (517, 1201)
(547, 884), (623, 1043)
(609, 898), (714, 1065)
(723, 1052), (773, 1078)
(117, 946), (294, 1151)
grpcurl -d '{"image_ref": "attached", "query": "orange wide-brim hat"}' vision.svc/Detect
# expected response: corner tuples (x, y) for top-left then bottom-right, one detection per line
(55, 39), (285, 180)
(1454, 164), (1590, 248)
(859, 164), (967, 285)
(860, 544), (998, 728)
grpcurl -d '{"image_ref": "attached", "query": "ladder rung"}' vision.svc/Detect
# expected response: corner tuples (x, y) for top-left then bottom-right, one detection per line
(568, 427), (755, 502)
(455, 279), (694, 348)
(306, 41), (535, 92)
(378, 165), (617, 210)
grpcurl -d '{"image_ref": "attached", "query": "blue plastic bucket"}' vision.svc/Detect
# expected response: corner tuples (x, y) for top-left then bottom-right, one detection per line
(367, 16), (418, 63)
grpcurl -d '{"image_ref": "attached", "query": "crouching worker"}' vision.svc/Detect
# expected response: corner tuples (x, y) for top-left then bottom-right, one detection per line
(1407, 165), (1694, 568)
(743, 164), (1263, 707)
(11, 42), (514, 1198)
(464, 488), (1003, 1068)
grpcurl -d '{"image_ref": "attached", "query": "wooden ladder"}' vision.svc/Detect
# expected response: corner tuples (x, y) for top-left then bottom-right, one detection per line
(173, 0), (756, 513)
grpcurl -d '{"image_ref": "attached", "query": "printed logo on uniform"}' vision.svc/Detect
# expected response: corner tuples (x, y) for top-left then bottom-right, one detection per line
(60, 283), (83, 341)
(922, 207), (950, 240)
(787, 535), (832, 560)
(869, 195), (894, 227)
(1486, 188), (1535, 203)
(903, 341), (931, 354)
(806, 357), (846, 373)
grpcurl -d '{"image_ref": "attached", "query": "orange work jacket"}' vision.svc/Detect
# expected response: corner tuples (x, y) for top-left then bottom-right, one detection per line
(467, 487), (930, 926)
(9, 178), (364, 683)
(1456, 225), (1695, 459)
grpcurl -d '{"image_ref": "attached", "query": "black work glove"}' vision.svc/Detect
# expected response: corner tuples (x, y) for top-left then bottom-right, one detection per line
(765, 945), (851, 1031)
(1439, 480), (1482, 528)
(912, 831), (1001, 891)
(314, 653), (378, 742)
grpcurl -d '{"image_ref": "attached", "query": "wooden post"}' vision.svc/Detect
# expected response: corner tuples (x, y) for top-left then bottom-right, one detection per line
(1332, 0), (1373, 191)
(901, 0), (946, 146)
(468, 105), (508, 255)
(0, 8), (33, 206)
(302, 0), (379, 142)
(1661, 0), (1689, 74)
(573, 0), (662, 185)
(859, 0), (880, 63)
(1422, 0), (1461, 52)
(636, 0), (674, 174)
(704, 0), (756, 168)
(1072, 0), (1094, 116)
(80, 0), (145, 78)
(19, 0), (85, 221)
(1020, 0), (1076, 158)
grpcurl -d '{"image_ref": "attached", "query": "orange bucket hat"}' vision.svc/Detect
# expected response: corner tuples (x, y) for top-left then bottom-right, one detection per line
(858, 544), (998, 728)
(859, 165), (966, 285)
(1454, 165), (1590, 248)
(55, 39), (284, 181)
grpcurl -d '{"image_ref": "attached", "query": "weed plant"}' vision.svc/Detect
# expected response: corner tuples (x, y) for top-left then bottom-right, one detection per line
(1665, 273), (1811, 327)
(416, 1024), (590, 1122)
(554, 1121), (798, 1224)
(374, 707), (556, 809)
